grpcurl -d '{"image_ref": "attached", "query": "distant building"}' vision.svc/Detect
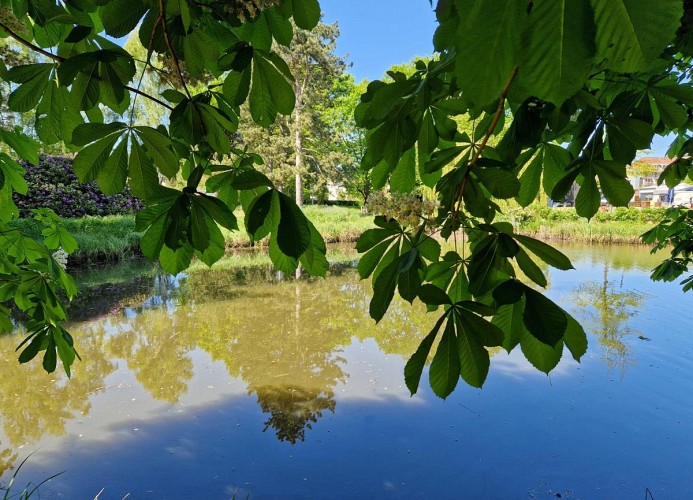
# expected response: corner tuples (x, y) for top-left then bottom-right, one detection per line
(630, 157), (693, 207)
(326, 181), (346, 201)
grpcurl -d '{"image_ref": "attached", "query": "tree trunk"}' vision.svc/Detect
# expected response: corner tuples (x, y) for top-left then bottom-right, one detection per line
(295, 110), (303, 207)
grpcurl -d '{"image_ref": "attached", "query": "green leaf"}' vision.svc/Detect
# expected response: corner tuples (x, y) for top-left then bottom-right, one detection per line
(455, 314), (491, 388)
(575, 172), (600, 219)
(223, 67), (252, 106)
(72, 122), (126, 146)
(71, 68), (101, 110)
(454, 0), (526, 108)
(43, 335), (57, 373)
(36, 81), (83, 144)
(358, 238), (393, 279)
(467, 235), (502, 295)
(198, 105), (232, 154)
(522, 287), (567, 347)
(520, 329), (563, 374)
(429, 319), (460, 398)
(356, 226), (398, 252)
(276, 192), (311, 258)
(515, 248), (547, 287)
(418, 111), (440, 184)
(196, 194), (238, 231)
(189, 200), (211, 251)
(456, 308), (503, 346)
(370, 160), (394, 190)
(269, 234), (299, 273)
(54, 328), (77, 376)
(72, 133), (122, 183)
(515, 234), (573, 270)
(516, 151), (542, 207)
(594, 160), (635, 207)
(514, 0), (595, 105)
(170, 100), (204, 145)
(292, 0), (320, 30)
(7, 63), (53, 112)
(650, 90), (688, 129)
(606, 118), (654, 163)
(492, 299), (525, 352)
(238, 12), (272, 49)
(405, 314), (447, 395)
(417, 237), (441, 263)
(18, 331), (45, 365)
(96, 137), (129, 194)
(162, 89), (186, 104)
(246, 189), (280, 240)
(231, 169), (274, 190)
(0, 130), (40, 165)
(0, 154), (28, 195)
(128, 142), (164, 200)
(398, 253), (421, 303)
(365, 119), (417, 169)
(265, 7), (293, 46)
(184, 30), (219, 78)
(591, 0), (682, 72)
(179, 0), (191, 31)
(475, 167), (520, 199)
(299, 220), (329, 276)
(542, 145), (573, 195)
(390, 148), (416, 193)
(424, 146), (464, 174)
(418, 284), (452, 306)
(369, 258), (399, 322)
(249, 51), (295, 126)
(159, 243), (194, 275)
(563, 312), (588, 361)
(135, 126), (179, 178)
(101, 0), (149, 37)
(492, 279), (524, 305)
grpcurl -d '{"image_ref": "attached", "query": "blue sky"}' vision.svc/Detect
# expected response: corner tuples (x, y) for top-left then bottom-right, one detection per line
(318, 1), (672, 156)
(320, 0), (438, 82)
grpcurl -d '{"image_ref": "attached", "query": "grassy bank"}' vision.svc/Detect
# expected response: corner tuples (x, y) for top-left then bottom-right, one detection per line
(501, 205), (665, 244)
(11, 215), (141, 264)
(11, 205), (667, 267)
(11, 206), (374, 266)
(220, 205), (375, 247)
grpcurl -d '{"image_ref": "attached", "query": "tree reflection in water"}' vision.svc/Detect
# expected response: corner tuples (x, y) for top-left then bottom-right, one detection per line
(572, 264), (645, 375)
(256, 385), (336, 444)
(0, 256), (476, 458)
(0, 329), (116, 476)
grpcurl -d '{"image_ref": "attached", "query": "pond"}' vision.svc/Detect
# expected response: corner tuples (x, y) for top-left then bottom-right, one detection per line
(0, 244), (691, 499)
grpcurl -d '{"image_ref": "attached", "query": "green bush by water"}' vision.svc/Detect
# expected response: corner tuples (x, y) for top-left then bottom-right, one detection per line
(221, 205), (374, 248)
(10, 206), (665, 267)
(11, 207), (374, 266)
(501, 206), (666, 243)
(10, 215), (141, 265)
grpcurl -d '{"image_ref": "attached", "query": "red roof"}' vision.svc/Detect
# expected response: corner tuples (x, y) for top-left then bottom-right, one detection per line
(636, 157), (672, 165)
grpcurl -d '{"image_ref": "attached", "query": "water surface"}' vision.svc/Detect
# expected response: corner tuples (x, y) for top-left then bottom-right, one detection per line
(0, 244), (691, 499)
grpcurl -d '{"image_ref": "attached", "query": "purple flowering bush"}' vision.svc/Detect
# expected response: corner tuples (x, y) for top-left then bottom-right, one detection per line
(13, 155), (142, 218)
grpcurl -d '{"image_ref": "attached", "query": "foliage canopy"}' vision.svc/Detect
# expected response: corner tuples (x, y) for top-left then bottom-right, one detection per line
(0, 0), (692, 397)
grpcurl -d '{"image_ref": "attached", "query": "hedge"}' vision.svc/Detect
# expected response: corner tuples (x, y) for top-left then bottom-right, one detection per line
(13, 155), (142, 218)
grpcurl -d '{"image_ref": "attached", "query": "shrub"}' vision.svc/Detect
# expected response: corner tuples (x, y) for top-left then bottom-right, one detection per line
(13, 155), (142, 218)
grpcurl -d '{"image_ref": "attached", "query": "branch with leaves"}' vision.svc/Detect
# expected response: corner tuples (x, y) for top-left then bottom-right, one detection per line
(0, 0), (692, 401)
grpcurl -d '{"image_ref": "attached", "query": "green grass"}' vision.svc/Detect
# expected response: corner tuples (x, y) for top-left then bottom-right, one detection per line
(11, 206), (374, 267)
(220, 205), (374, 248)
(11, 215), (141, 265)
(515, 220), (653, 243)
(187, 242), (359, 273)
(1, 453), (63, 499)
(11, 205), (664, 268)
(500, 205), (665, 244)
